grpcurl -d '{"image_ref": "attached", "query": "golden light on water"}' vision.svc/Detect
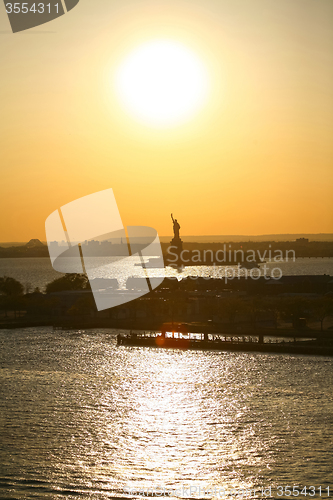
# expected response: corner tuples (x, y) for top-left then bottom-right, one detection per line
(114, 39), (210, 128)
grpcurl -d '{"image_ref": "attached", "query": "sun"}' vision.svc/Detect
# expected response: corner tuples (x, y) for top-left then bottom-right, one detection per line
(114, 40), (210, 128)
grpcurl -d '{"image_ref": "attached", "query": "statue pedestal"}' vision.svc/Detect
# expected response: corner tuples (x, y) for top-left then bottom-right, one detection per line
(170, 237), (183, 252)
(167, 237), (183, 266)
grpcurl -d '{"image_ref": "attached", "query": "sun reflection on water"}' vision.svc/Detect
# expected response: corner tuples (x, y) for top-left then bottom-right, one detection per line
(107, 349), (272, 497)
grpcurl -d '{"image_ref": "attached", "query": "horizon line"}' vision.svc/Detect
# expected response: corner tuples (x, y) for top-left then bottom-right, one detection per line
(1, 232), (333, 244)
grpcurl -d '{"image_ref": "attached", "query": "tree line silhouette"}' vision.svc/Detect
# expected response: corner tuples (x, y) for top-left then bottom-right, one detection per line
(1, 273), (333, 332)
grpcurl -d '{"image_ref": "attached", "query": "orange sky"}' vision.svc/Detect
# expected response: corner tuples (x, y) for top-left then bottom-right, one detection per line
(1, 0), (333, 242)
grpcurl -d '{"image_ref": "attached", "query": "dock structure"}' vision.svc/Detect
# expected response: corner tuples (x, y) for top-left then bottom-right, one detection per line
(117, 324), (333, 357)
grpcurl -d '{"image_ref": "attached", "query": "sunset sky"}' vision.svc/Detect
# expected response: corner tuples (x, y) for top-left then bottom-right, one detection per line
(1, 0), (333, 242)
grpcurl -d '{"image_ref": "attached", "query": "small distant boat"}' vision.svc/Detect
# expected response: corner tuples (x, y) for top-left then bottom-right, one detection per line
(135, 258), (165, 268)
(240, 262), (260, 269)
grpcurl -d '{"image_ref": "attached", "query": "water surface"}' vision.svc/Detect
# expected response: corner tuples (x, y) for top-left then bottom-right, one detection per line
(0, 257), (332, 291)
(0, 328), (332, 499)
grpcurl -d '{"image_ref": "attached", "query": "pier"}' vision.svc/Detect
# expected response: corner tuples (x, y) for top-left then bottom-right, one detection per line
(117, 324), (333, 357)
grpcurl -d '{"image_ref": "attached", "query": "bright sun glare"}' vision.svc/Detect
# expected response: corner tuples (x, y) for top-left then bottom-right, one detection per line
(115, 40), (210, 128)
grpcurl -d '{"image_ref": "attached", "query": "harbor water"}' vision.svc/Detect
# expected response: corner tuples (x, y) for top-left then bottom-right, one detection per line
(0, 328), (332, 499)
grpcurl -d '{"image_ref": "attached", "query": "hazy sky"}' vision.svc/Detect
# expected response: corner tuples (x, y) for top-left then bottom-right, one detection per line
(1, 0), (333, 241)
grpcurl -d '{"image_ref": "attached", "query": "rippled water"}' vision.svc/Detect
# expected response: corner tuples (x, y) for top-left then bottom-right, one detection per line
(0, 328), (332, 499)
(0, 258), (332, 291)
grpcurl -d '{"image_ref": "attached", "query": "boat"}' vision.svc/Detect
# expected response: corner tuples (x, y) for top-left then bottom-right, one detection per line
(134, 257), (165, 268)
(240, 262), (260, 269)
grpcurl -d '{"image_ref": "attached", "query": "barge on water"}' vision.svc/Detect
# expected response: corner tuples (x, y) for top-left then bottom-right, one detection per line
(117, 323), (333, 357)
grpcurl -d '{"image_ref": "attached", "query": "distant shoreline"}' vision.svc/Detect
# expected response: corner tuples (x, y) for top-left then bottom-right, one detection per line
(1, 238), (333, 260)
(1, 233), (333, 246)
